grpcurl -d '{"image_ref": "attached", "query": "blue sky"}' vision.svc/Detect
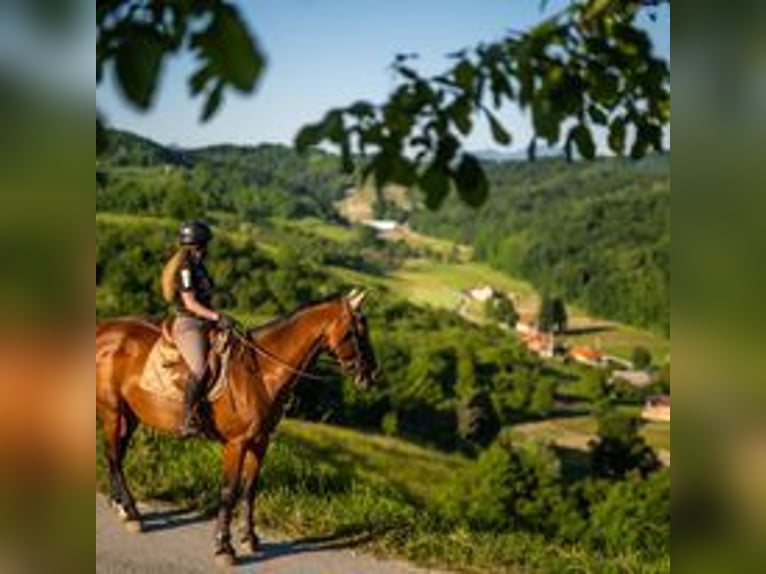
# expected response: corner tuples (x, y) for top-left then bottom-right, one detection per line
(97, 0), (670, 152)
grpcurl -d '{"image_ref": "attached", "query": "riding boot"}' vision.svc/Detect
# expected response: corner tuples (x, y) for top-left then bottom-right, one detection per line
(182, 374), (207, 438)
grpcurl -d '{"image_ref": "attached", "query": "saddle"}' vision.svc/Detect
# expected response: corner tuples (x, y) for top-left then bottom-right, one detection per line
(138, 319), (234, 403)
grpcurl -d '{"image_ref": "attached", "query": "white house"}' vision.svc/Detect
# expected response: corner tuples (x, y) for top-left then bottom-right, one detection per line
(362, 220), (400, 233)
(466, 286), (499, 303)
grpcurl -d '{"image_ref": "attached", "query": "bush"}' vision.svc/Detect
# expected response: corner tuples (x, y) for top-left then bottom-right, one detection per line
(590, 409), (661, 479)
(632, 346), (653, 370)
(588, 470), (671, 559)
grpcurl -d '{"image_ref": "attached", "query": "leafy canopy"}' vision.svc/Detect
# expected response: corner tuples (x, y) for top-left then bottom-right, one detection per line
(97, 1), (670, 209)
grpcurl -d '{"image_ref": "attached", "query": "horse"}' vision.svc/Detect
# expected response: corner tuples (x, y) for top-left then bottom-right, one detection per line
(96, 290), (378, 566)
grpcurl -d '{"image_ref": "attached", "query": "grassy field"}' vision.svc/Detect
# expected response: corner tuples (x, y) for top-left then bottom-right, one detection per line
(274, 217), (359, 244)
(382, 258), (668, 363)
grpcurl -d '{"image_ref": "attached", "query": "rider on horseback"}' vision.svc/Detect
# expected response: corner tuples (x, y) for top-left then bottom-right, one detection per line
(161, 221), (235, 437)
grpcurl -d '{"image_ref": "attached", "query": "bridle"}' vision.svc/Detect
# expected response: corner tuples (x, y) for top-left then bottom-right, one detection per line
(230, 301), (370, 383)
(231, 328), (332, 381)
(334, 300), (370, 381)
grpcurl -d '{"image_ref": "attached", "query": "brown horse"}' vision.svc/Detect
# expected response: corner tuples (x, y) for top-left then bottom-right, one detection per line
(96, 290), (377, 565)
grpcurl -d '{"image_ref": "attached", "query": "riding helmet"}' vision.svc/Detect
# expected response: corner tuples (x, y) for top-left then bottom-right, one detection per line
(179, 221), (213, 246)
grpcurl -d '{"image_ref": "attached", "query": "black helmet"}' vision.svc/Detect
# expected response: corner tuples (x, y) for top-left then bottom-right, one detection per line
(179, 221), (212, 246)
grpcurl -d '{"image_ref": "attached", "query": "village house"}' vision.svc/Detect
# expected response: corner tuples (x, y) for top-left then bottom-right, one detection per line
(522, 331), (556, 359)
(642, 395), (671, 423)
(466, 285), (500, 303)
(361, 219), (400, 233)
(569, 346), (608, 368)
(515, 319), (537, 337)
(611, 369), (656, 388)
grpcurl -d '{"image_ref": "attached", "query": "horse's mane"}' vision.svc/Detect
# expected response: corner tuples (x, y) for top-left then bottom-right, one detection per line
(249, 293), (344, 335)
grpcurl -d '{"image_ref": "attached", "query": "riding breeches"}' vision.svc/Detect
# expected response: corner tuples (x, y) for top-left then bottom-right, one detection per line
(172, 316), (210, 380)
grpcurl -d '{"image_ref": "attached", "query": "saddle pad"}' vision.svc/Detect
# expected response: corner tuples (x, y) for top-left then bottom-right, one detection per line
(138, 337), (230, 403)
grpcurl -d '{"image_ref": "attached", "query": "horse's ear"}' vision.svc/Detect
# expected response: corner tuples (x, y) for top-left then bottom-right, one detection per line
(348, 289), (368, 310)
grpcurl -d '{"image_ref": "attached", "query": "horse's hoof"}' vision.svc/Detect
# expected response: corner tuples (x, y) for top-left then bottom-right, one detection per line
(215, 552), (236, 569)
(240, 537), (260, 555)
(113, 504), (129, 522)
(124, 520), (143, 534)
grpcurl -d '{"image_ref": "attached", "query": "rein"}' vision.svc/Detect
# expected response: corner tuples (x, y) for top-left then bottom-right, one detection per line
(230, 328), (335, 382)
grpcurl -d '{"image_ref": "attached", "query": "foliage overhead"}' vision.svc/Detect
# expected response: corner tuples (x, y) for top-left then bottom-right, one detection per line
(296, 0), (670, 208)
(97, 0), (265, 123)
(96, 1), (670, 210)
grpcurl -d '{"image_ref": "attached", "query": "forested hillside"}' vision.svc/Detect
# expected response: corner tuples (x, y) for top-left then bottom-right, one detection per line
(410, 156), (670, 334)
(97, 129), (352, 222)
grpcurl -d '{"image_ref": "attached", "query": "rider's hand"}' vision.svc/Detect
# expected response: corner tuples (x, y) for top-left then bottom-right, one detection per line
(217, 314), (237, 331)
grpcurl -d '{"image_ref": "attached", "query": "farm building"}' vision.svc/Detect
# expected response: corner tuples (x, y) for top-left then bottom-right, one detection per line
(362, 220), (400, 233)
(611, 369), (656, 387)
(466, 285), (501, 303)
(569, 346), (607, 368)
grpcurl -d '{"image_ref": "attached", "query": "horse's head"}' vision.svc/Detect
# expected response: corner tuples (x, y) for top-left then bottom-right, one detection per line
(324, 289), (379, 390)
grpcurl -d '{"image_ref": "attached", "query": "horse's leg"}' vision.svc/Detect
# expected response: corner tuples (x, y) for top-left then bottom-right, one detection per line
(214, 440), (246, 564)
(239, 440), (269, 554)
(114, 408), (140, 521)
(101, 406), (141, 529)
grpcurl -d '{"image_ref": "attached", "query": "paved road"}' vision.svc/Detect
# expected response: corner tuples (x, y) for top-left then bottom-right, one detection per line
(96, 496), (441, 574)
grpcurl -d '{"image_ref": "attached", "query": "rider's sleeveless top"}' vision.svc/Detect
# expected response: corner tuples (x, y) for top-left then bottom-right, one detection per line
(174, 256), (214, 319)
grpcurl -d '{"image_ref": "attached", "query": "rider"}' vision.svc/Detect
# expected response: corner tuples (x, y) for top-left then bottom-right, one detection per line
(161, 221), (235, 437)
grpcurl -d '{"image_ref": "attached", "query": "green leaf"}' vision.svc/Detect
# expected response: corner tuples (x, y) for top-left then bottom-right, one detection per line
(115, 30), (165, 110)
(571, 124), (596, 160)
(389, 156), (417, 186)
(295, 123), (324, 152)
(608, 117), (627, 156)
(630, 136), (648, 160)
(584, 0), (617, 21)
(454, 60), (476, 92)
(588, 104), (608, 126)
(348, 101), (375, 118)
(201, 82), (224, 122)
(454, 154), (489, 207)
(420, 163), (452, 210)
(486, 111), (512, 146)
(532, 101), (561, 144)
(397, 65), (420, 81)
(97, 116), (108, 156)
(592, 71), (620, 107)
(189, 66), (214, 96)
(340, 141), (354, 174)
(211, 5), (264, 92)
(324, 110), (345, 145)
(436, 134), (460, 164)
(528, 138), (538, 162)
(449, 98), (473, 136)
(490, 69), (513, 108)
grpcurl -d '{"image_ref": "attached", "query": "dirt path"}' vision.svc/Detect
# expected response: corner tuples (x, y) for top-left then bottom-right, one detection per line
(96, 495), (441, 574)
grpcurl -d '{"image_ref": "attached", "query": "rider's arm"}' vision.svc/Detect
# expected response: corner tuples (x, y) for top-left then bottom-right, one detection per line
(179, 266), (220, 322)
(180, 291), (220, 323)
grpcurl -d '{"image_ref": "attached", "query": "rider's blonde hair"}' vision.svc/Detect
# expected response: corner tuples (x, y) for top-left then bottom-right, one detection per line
(161, 246), (192, 303)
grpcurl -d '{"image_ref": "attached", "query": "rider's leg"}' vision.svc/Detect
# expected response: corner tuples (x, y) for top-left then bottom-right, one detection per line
(173, 317), (210, 437)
